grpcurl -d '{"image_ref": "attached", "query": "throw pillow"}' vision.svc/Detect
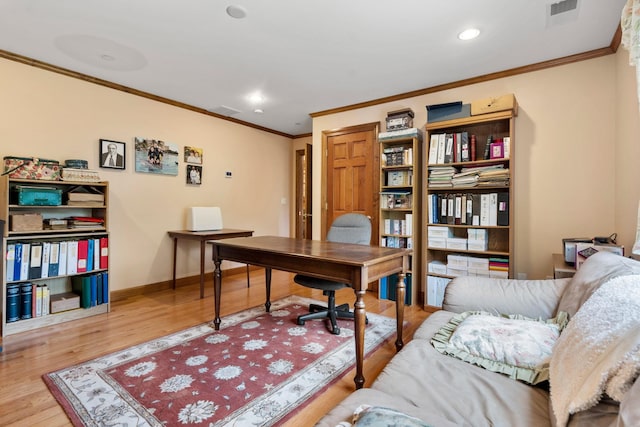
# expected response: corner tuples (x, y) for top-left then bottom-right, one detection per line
(349, 405), (432, 427)
(431, 310), (569, 385)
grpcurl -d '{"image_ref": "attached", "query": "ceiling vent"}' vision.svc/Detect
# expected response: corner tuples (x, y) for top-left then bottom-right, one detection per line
(210, 105), (242, 116)
(546, 0), (579, 27)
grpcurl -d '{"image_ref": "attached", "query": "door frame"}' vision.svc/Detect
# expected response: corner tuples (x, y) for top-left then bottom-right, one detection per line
(321, 122), (380, 241)
(294, 144), (312, 239)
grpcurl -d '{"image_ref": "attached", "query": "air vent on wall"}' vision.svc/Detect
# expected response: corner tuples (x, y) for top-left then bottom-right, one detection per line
(546, 0), (579, 27)
(210, 105), (242, 116)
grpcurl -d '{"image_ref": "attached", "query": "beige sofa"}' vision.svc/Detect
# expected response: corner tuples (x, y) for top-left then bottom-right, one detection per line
(316, 251), (640, 427)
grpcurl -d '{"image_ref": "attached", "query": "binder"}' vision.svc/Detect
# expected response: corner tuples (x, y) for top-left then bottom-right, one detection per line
(465, 193), (473, 225)
(471, 194), (481, 226)
(77, 239), (88, 273)
(58, 241), (68, 276)
(96, 273), (103, 305)
(89, 274), (98, 307)
(439, 194), (447, 224)
(454, 194), (462, 225)
(71, 275), (91, 308)
(480, 194), (490, 226)
(497, 192), (510, 226)
(20, 243), (30, 281)
(428, 133), (440, 163)
(86, 239), (94, 271)
(20, 283), (33, 319)
(460, 132), (470, 162)
(99, 237), (109, 269)
(93, 238), (100, 269)
(6, 243), (15, 282)
(13, 243), (23, 281)
(42, 285), (50, 315)
(489, 193), (498, 226)
(6, 283), (21, 322)
(35, 284), (44, 317)
(436, 133), (446, 164)
(29, 242), (42, 280)
(447, 194), (455, 225)
(48, 242), (60, 277)
(444, 134), (454, 163)
(455, 133), (462, 163)
(101, 271), (109, 303)
(67, 240), (78, 275)
(41, 242), (50, 278)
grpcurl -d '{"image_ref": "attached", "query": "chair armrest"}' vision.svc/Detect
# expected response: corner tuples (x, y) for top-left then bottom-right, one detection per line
(442, 276), (571, 319)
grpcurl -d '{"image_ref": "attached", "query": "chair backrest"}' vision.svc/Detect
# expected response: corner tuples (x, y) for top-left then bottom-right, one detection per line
(326, 213), (371, 245)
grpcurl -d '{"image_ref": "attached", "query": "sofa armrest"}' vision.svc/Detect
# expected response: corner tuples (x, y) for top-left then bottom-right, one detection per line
(442, 276), (571, 319)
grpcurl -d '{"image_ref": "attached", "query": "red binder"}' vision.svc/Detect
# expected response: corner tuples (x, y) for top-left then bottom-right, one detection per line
(99, 237), (109, 269)
(77, 239), (88, 273)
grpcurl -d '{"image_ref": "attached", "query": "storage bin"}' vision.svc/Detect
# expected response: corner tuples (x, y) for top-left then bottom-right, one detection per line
(12, 185), (62, 206)
(3, 156), (61, 180)
(9, 212), (43, 231)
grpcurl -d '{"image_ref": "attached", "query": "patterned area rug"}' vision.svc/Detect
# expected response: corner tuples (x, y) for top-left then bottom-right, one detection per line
(43, 296), (397, 426)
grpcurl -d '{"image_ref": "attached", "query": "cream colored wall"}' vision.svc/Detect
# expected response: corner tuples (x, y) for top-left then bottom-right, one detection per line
(0, 58), (293, 291)
(615, 49), (640, 256)
(312, 55), (627, 280)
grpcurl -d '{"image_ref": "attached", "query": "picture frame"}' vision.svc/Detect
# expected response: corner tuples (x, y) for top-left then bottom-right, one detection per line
(186, 164), (202, 185)
(99, 139), (126, 169)
(134, 137), (179, 176)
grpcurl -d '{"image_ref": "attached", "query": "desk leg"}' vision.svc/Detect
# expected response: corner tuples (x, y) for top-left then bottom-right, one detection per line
(172, 237), (178, 290)
(246, 265), (250, 287)
(213, 259), (222, 330)
(395, 272), (406, 352)
(353, 289), (366, 389)
(264, 268), (272, 312)
(199, 240), (206, 299)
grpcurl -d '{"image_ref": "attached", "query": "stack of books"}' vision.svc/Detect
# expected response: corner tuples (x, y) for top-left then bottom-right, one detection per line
(477, 167), (510, 187)
(67, 216), (104, 229)
(428, 166), (456, 188)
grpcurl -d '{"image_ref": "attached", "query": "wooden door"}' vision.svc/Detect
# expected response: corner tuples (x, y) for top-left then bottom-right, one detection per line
(322, 123), (379, 244)
(295, 144), (312, 239)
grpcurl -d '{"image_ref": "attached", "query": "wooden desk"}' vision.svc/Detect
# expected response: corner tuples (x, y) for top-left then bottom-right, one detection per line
(210, 235), (410, 389)
(168, 229), (254, 298)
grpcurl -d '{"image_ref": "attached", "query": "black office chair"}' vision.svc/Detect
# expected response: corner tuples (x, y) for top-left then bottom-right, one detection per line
(294, 213), (371, 335)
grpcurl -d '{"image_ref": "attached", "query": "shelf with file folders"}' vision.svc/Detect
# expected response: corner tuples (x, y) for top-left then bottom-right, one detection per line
(428, 131), (510, 165)
(427, 191), (509, 227)
(5, 271), (109, 325)
(427, 225), (509, 255)
(5, 235), (109, 283)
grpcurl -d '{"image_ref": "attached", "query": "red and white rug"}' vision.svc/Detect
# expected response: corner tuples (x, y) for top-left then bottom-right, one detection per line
(43, 296), (397, 426)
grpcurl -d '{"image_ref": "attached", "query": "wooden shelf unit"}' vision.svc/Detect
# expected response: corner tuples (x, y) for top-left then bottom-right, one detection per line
(378, 132), (422, 305)
(1, 176), (110, 337)
(423, 109), (516, 309)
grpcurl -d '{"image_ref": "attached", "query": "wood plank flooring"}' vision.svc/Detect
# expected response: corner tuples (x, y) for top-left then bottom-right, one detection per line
(0, 269), (430, 427)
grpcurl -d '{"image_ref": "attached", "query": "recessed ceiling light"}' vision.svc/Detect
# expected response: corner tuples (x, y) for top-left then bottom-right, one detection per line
(254, 108), (263, 114)
(248, 93), (264, 104)
(226, 5), (247, 19)
(100, 54), (115, 61)
(458, 28), (480, 41)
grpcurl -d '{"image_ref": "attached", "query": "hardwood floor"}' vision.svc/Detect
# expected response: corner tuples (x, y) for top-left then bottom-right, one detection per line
(0, 269), (430, 427)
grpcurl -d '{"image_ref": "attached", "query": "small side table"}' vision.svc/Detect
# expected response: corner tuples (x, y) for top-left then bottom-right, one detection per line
(553, 253), (576, 279)
(168, 229), (254, 298)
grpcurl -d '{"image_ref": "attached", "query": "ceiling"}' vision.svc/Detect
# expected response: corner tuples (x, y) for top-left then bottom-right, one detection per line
(0, 0), (627, 137)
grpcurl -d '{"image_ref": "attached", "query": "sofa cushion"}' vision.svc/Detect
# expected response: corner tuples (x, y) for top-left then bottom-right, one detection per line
(370, 316), (552, 426)
(556, 252), (640, 317)
(431, 310), (568, 385)
(550, 274), (640, 427)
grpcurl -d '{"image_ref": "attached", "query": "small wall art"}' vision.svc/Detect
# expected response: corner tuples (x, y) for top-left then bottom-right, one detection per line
(184, 146), (203, 164)
(134, 137), (179, 175)
(99, 139), (126, 169)
(186, 164), (202, 185)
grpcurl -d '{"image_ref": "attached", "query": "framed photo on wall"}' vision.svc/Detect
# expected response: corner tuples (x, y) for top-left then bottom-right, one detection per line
(99, 139), (126, 169)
